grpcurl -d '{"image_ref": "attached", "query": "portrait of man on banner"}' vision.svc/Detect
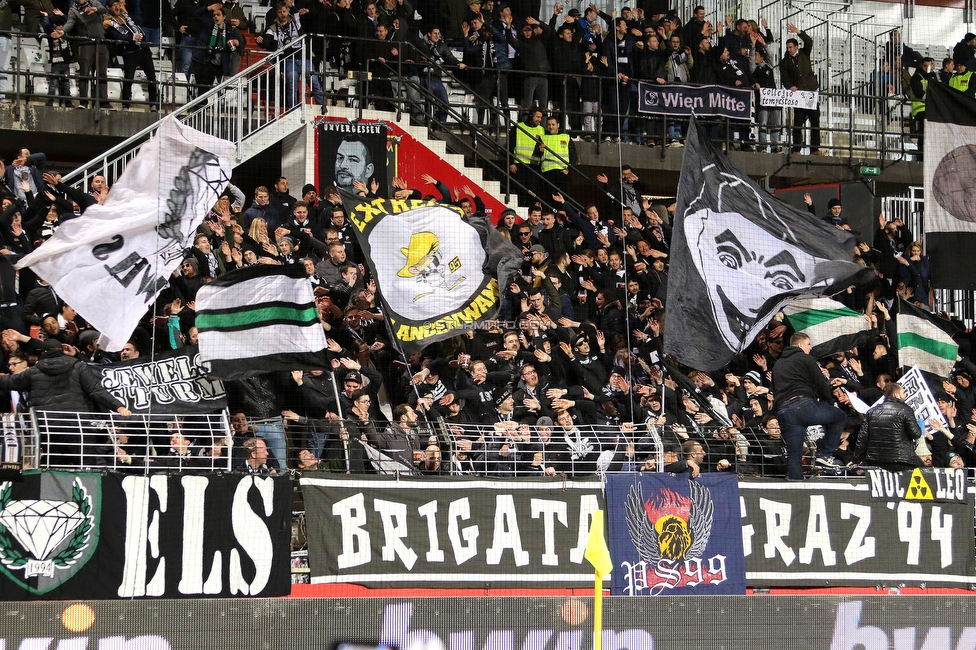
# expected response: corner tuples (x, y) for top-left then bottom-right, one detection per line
(319, 122), (388, 195)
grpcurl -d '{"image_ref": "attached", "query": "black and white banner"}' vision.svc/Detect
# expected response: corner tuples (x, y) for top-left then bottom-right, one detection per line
(88, 345), (226, 414)
(0, 472), (293, 600)
(924, 81), (976, 289)
(759, 88), (818, 110)
(740, 478), (975, 586)
(637, 82), (753, 120)
(301, 475), (607, 587)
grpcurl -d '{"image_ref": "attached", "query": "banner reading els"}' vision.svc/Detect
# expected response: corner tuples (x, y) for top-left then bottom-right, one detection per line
(0, 472), (293, 600)
(316, 117), (510, 224)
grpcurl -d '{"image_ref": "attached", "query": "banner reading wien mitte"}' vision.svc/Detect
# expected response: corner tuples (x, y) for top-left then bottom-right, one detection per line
(637, 82), (753, 119)
(340, 193), (522, 353)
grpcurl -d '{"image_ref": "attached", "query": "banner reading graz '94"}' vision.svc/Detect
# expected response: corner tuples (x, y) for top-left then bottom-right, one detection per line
(301, 475), (607, 587)
(88, 345), (226, 414)
(637, 82), (753, 119)
(339, 194), (522, 354)
(740, 475), (975, 586)
(0, 471), (293, 600)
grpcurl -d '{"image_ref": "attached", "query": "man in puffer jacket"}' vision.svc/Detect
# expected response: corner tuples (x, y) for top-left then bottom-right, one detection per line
(0, 339), (131, 465)
(852, 382), (922, 472)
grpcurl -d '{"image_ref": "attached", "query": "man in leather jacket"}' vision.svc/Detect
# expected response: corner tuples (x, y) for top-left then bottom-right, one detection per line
(852, 382), (922, 472)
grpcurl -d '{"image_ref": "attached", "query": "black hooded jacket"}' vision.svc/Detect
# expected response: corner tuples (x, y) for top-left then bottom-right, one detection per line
(0, 352), (124, 412)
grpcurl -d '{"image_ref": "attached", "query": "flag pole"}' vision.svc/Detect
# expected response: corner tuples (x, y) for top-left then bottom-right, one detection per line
(330, 371), (350, 473)
(594, 569), (604, 650)
(584, 509), (612, 650)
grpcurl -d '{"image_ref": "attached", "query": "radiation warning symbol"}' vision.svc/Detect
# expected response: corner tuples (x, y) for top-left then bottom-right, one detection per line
(906, 469), (934, 501)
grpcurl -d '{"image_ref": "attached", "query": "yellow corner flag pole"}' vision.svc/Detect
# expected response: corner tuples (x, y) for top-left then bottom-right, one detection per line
(584, 509), (612, 650)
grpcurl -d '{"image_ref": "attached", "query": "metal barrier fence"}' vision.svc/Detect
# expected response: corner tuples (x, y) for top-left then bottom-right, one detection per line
(9, 410), (811, 477)
(22, 409), (233, 472)
(3, 28), (923, 162)
(248, 416), (797, 478)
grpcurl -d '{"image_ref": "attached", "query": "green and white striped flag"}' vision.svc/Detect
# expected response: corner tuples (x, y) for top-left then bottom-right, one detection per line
(783, 297), (872, 358)
(196, 264), (328, 379)
(896, 297), (958, 377)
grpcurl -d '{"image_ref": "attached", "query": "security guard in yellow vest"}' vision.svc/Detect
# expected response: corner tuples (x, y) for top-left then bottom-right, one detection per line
(539, 115), (575, 195)
(909, 57), (938, 157)
(509, 108), (545, 202)
(949, 63), (976, 97)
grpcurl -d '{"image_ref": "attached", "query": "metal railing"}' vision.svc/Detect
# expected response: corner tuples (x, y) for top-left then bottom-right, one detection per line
(25, 409), (234, 472)
(318, 31), (920, 161)
(277, 417), (798, 478)
(5, 408), (806, 478)
(56, 35), (313, 189)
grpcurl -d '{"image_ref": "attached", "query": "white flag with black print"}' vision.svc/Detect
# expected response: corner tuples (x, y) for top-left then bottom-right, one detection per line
(17, 116), (234, 350)
(924, 81), (976, 289)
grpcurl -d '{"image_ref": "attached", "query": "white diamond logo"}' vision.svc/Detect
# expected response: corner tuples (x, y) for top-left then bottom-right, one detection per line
(0, 500), (84, 559)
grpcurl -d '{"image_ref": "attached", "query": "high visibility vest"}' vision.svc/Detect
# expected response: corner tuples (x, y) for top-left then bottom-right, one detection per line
(949, 71), (973, 95)
(514, 123), (544, 165)
(540, 133), (570, 173)
(911, 76), (927, 117)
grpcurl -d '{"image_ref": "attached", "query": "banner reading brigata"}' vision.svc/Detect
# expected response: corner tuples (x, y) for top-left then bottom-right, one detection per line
(637, 82), (753, 119)
(88, 345), (226, 414)
(740, 477), (975, 586)
(339, 194), (521, 353)
(301, 475), (606, 587)
(605, 473), (746, 595)
(0, 472), (292, 600)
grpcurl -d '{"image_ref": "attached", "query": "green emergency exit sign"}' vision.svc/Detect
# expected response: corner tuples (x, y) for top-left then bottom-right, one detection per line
(860, 166), (881, 176)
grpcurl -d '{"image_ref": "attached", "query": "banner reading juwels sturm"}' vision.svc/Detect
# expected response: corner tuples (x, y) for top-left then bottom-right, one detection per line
(17, 117), (234, 350)
(301, 475), (606, 587)
(87, 345), (226, 413)
(924, 81), (976, 290)
(663, 116), (874, 371)
(637, 82), (753, 119)
(898, 365), (948, 430)
(740, 479), (975, 586)
(196, 264), (329, 380)
(605, 473), (746, 596)
(340, 194), (522, 353)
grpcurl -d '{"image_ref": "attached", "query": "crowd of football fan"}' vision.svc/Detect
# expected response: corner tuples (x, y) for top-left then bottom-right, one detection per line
(2, 141), (976, 479)
(1, 0), (974, 146)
